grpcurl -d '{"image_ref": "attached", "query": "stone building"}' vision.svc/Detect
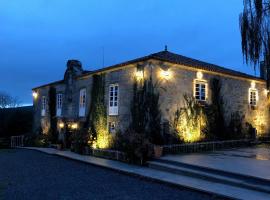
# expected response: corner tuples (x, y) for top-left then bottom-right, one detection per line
(32, 50), (270, 140)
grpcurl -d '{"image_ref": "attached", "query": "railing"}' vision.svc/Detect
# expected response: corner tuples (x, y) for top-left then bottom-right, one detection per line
(162, 139), (252, 154)
(10, 135), (24, 148)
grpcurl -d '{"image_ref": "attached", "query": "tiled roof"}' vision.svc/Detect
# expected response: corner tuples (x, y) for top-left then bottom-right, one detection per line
(33, 50), (264, 90)
(149, 51), (262, 81)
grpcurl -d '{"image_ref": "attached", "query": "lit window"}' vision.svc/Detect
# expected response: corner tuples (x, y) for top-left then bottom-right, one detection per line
(108, 122), (116, 134)
(249, 88), (258, 106)
(194, 80), (207, 101)
(56, 93), (63, 116)
(79, 88), (86, 117)
(41, 96), (46, 116)
(109, 84), (119, 116)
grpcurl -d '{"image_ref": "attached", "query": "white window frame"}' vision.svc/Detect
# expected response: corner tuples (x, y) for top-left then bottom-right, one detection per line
(79, 88), (86, 117)
(109, 84), (119, 116)
(56, 93), (63, 117)
(194, 80), (207, 101)
(41, 96), (46, 116)
(249, 88), (258, 107)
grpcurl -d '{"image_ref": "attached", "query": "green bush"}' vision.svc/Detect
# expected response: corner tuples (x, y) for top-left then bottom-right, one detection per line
(114, 129), (153, 165)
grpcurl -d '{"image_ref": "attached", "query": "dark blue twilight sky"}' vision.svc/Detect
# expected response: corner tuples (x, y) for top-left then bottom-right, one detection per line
(0, 0), (255, 105)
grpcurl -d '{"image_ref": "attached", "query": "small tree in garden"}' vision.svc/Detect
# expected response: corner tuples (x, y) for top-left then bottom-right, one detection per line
(121, 75), (163, 164)
(131, 76), (163, 145)
(174, 94), (207, 142)
(88, 74), (112, 149)
(205, 78), (226, 140)
(48, 87), (58, 143)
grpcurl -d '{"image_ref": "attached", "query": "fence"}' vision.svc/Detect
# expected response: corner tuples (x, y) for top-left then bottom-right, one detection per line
(10, 135), (24, 148)
(162, 139), (253, 154)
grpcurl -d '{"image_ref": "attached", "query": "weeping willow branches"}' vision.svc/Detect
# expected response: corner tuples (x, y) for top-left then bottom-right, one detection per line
(240, 0), (270, 86)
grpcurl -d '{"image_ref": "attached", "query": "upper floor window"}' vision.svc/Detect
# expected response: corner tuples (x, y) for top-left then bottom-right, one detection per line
(56, 93), (63, 116)
(109, 84), (119, 116)
(41, 96), (46, 116)
(79, 88), (86, 117)
(249, 88), (258, 107)
(194, 80), (207, 101)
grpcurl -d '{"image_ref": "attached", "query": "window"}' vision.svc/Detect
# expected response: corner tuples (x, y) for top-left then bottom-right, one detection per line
(79, 88), (86, 117)
(194, 80), (207, 101)
(109, 84), (119, 116)
(41, 96), (46, 116)
(249, 89), (258, 106)
(108, 122), (116, 134)
(56, 93), (63, 116)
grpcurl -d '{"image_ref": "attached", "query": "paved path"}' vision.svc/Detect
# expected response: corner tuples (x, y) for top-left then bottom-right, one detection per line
(0, 149), (221, 200)
(161, 145), (270, 181)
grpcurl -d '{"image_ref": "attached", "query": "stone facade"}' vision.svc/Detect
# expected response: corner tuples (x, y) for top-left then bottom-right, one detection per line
(32, 51), (270, 138)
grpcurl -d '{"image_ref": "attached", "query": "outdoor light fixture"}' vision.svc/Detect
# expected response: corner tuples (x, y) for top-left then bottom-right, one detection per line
(196, 71), (203, 79)
(59, 122), (64, 129)
(135, 70), (144, 80)
(160, 69), (170, 80)
(264, 89), (269, 96)
(32, 91), (38, 99)
(71, 123), (78, 130)
(251, 81), (256, 89)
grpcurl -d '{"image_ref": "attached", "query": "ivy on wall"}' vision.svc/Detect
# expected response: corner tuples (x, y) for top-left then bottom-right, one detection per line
(88, 74), (111, 149)
(48, 86), (58, 143)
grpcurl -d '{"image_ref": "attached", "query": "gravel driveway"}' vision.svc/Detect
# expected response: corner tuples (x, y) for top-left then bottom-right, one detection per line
(0, 149), (225, 200)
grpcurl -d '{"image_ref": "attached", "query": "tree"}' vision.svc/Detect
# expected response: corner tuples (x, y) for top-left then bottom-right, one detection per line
(0, 91), (20, 108)
(240, 0), (270, 87)
(130, 76), (163, 145)
(48, 87), (58, 143)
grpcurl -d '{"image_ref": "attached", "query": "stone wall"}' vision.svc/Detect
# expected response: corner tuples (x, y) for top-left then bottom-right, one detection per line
(33, 58), (270, 138)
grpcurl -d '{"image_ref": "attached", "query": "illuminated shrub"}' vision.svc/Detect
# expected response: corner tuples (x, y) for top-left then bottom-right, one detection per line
(174, 94), (207, 142)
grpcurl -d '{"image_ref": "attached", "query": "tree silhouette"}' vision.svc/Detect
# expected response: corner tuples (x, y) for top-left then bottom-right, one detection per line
(240, 0), (270, 87)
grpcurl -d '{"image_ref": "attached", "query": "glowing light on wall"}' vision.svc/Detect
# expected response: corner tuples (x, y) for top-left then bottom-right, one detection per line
(71, 123), (78, 130)
(160, 69), (171, 80)
(251, 81), (256, 89)
(264, 89), (269, 96)
(135, 70), (144, 80)
(196, 71), (203, 79)
(32, 91), (38, 99)
(59, 122), (64, 128)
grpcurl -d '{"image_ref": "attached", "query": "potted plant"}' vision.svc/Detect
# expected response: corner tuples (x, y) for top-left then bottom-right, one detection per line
(152, 132), (165, 158)
(153, 145), (163, 158)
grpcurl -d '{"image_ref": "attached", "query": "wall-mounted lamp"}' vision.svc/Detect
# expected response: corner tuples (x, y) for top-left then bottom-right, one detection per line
(135, 70), (144, 80)
(160, 69), (171, 80)
(264, 89), (269, 96)
(196, 71), (203, 80)
(135, 65), (144, 81)
(32, 91), (38, 99)
(251, 81), (256, 89)
(71, 123), (78, 130)
(59, 122), (65, 129)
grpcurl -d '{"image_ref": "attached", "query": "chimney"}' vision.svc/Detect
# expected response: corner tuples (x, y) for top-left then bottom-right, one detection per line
(260, 61), (267, 80)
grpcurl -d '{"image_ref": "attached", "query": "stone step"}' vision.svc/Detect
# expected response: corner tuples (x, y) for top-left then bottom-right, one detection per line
(157, 158), (270, 186)
(148, 160), (270, 194)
